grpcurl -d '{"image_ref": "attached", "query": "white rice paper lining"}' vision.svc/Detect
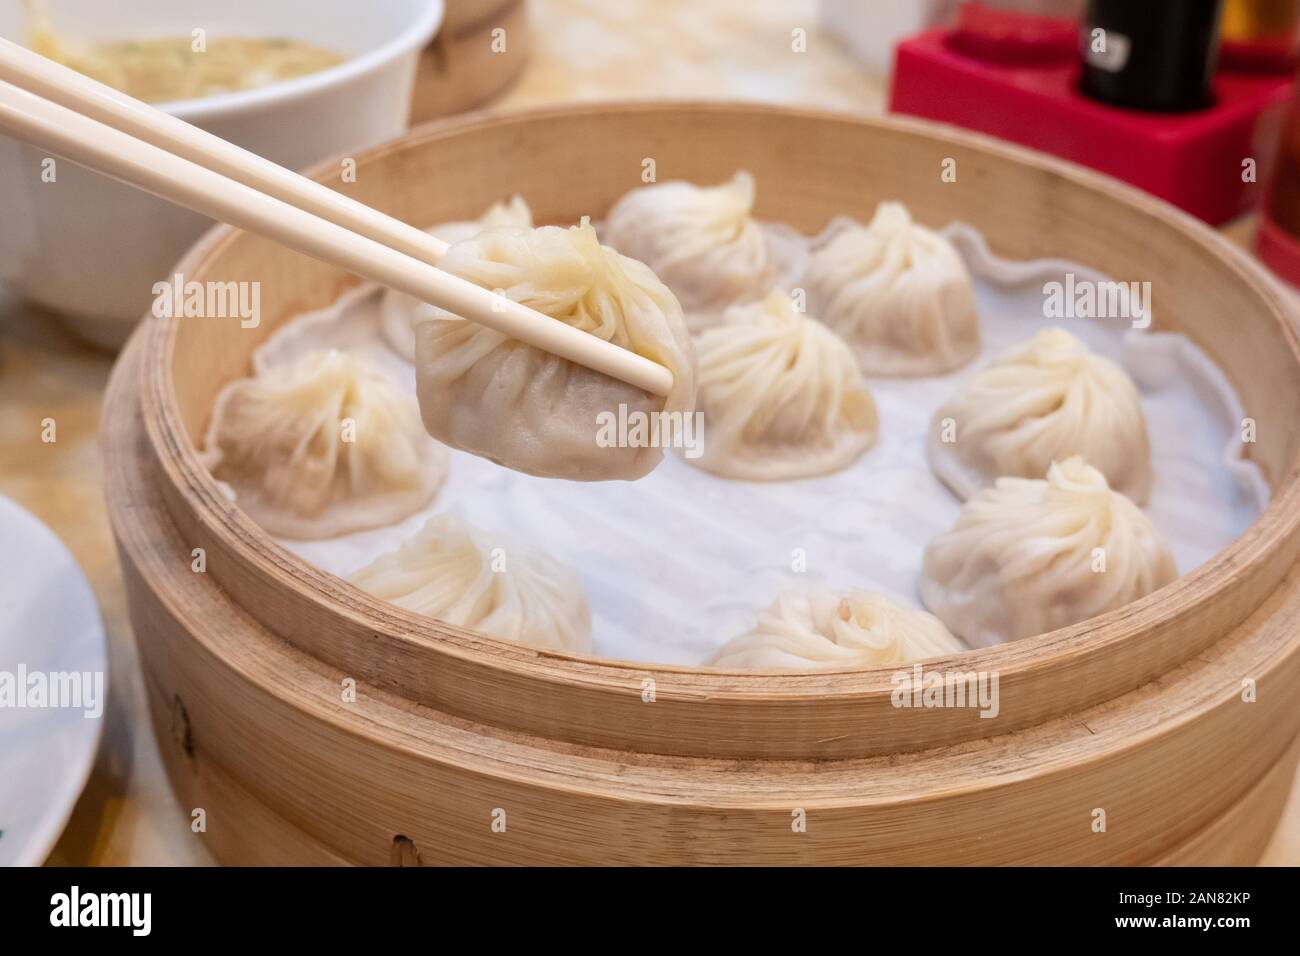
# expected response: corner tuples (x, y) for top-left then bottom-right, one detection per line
(241, 220), (1269, 666)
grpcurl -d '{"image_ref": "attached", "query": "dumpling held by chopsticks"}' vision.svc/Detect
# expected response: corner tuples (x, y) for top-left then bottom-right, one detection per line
(380, 195), (534, 362)
(414, 220), (696, 481)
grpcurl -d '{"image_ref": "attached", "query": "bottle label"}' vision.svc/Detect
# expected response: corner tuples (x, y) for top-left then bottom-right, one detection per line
(1084, 29), (1133, 73)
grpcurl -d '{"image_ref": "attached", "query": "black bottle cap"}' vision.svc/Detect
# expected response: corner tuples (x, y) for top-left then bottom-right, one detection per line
(1081, 0), (1225, 113)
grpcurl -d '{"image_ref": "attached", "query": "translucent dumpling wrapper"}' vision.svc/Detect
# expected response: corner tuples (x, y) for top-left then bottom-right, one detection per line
(707, 586), (965, 669)
(919, 458), (1177, 647)
(928, 327), (1152, 503)
(349, 513), (592, 653)
(413, 220), (696, 481)
(380, 195), (533, 361)
(804, 202), (980, 376)
(201, 349), (448, 539)
(602, 170), (780, 317)
(687, 290), (878, 480)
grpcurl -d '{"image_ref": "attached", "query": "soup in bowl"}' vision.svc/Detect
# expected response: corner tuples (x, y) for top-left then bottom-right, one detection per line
(0, 0), (444, 348)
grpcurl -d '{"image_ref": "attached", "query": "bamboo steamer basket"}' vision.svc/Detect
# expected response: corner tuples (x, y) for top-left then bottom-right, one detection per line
(102, 103), (1300, 865)
(409, 0), (530, 122)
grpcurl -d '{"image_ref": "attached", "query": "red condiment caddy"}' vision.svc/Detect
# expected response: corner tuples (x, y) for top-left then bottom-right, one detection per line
(890, 3), (1294, 224)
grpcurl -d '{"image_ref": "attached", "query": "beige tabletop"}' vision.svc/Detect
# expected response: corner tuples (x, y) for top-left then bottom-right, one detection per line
(1, 0), (1295, 865)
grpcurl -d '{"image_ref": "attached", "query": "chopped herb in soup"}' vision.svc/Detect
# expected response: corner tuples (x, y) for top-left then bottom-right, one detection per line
(30, 30), (346, 103)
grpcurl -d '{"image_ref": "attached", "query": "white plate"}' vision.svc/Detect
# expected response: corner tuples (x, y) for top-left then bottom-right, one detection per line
(0, 496), (107, 866)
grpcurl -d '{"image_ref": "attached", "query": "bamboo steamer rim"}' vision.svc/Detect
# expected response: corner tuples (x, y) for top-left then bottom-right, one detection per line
(103, 344), (1300, 865)
(132, 102), (1300, 761)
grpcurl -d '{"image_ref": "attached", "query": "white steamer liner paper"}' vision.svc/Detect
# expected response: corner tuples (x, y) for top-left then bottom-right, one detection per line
(242, 221), (1268, 666)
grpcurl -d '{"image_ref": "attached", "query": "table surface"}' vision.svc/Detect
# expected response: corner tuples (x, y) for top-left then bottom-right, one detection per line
(1, 0), (1295, 866)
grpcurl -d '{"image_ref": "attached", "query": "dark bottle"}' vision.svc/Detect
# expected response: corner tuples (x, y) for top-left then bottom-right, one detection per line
(1080, 0), (1225, 112)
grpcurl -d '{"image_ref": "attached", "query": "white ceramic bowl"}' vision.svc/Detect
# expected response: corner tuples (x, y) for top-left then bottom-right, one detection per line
(0, 0), (444, 349)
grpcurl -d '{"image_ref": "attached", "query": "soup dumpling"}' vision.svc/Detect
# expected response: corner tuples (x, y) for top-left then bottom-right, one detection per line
(414, 220), (696, 481)
(349, 513), (592, 653)
(708, 586), (965, 669)
(804, 202), (980, 376)
(687, 290), (877, 480)
(202, 350), (448, 539)
(381, 195), (533, 361)
(603, 170), (779, 316)
(928, 327), (1152, 504)
(919, 457), (1176, 647)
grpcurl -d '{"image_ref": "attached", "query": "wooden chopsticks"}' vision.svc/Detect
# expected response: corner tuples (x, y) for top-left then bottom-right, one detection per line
(0, 36), (674, 397)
